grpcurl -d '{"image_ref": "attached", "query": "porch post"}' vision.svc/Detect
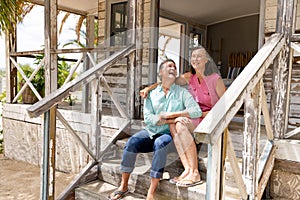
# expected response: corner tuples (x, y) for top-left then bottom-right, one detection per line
(242, 83), (262, 199)
(42, 0), (58, 199)
(5, 24), (17, 103)
(82, 15), (95, 113)
(148, 0), (159, 84)
(270, 0), (295, 138)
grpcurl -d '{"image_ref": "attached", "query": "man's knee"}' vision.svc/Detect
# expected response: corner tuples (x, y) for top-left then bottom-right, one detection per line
(153, 134), (172, 150)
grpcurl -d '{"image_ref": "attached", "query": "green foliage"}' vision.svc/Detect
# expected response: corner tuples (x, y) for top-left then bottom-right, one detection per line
(18, 63), (45, 97)
(16, 55), (77, 102)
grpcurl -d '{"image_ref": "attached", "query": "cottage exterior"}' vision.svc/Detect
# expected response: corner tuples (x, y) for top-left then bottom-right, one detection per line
(2, 0), (300, 199)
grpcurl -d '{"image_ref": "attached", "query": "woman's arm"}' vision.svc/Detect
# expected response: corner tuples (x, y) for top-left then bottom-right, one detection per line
(175, 72), (191, 86)
(215, 78), (226, 98)
(140, 82), (160, 98)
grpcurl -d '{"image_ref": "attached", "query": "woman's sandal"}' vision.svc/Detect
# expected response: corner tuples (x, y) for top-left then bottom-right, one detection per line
(108, 189), (129, 200)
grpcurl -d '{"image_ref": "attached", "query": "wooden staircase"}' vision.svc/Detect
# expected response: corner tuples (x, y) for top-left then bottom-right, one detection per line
(73, 117), (263, 200)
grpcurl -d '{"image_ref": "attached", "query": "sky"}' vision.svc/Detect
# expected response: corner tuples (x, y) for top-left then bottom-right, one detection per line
(0, 5), (82, 70)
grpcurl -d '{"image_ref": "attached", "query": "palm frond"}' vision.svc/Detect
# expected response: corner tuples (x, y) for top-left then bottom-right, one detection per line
(75, 15), (85, 42)
(59, 12), (70, 34)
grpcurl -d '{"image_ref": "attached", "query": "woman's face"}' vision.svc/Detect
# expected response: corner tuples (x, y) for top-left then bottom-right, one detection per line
(191, 49), (208, 70)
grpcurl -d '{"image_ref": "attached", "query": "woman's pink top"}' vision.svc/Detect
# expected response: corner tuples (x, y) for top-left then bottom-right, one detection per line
(188, 73), (221, 126)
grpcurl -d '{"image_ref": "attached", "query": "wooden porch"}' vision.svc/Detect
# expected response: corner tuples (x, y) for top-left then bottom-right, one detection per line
(2, 0), (300, 200)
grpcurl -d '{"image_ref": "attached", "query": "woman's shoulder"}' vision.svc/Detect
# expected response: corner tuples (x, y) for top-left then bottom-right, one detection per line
(206, 73), (221, 81)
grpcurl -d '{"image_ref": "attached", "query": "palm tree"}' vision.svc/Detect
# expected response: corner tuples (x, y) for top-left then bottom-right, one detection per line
(0, 0), (34, 35)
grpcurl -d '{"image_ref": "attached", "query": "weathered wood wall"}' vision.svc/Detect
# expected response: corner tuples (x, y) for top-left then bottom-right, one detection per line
(97, 0), (150, 111)
(264, 0), (300, 130)
(265, 0), (300, 35)
(264, 64), (300, 130)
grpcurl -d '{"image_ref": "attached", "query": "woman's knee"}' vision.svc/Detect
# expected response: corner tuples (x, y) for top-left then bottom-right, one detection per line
(175, 121), (189, 134)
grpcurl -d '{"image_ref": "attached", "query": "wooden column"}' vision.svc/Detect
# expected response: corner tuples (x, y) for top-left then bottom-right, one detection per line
(82, 15), (95, 113)
(271, 0), (295, 138)
(134, 0), (144, 118)
(206, 137), (224, 200)
(127, 0), (136, 119)
(42, 0), (58, 199)
(5, 25), (17, 103)
(242, 83), (262, 200)
(258, 0), (266, 49)
(148, 0), (159, 84)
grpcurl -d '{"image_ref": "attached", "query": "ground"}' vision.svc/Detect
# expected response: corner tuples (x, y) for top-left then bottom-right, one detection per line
(0, 154), (76, 200)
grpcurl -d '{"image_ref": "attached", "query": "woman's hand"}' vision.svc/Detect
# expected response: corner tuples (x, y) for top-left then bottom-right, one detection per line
(140, 87), (149, 98)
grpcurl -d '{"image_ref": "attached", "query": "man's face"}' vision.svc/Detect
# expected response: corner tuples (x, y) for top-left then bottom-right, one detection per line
(160, 61), (177, 82)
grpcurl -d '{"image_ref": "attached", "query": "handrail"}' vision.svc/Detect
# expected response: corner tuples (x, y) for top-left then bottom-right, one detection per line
(27, 44), (135, 118)
(193, 34), (284, 145)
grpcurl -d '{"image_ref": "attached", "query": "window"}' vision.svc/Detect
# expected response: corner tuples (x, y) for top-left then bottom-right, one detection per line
(110, 2), (127, 46)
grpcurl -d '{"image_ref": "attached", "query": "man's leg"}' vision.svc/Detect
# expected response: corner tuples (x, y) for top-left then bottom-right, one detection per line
(147, 178), (160, 200)
(147, 134), (173, 199)
(110, 130), (153, 199)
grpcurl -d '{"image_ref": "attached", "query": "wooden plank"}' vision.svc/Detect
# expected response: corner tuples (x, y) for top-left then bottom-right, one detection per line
(261, 84), (274, 140)
(256, 144), (276, 200)
(275, 139), (300, 162)
(206, 136), (223, 200)
(257, 141), (274, 180)
(27, 44), (135, 118)
(271, 0), (295, 138)
(226, 129), (248, 199)
(285, 126), (300, 138)
(56, 160), (98, 200)
(242, 83), (261, 200)
(194, 34), (284, 145)
(43, 0), (58, 199)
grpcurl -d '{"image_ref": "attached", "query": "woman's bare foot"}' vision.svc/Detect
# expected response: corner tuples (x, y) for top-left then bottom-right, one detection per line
(108, 186), (128, 200)
(177, 171), (201, 184)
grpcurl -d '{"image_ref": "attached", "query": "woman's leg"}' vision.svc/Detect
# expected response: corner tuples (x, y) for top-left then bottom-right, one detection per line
(173, 122), (201, 183)
(170, 124), (190, 181)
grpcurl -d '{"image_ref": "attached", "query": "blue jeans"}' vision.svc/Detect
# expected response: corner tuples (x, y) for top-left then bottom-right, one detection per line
(120, 129), (174, 178)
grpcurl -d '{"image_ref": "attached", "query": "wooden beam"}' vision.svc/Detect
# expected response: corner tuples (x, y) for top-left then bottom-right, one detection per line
(261, 82), (274, 140)
(226, 128), (247, 199)
(148, 0), (159, 84)
(271, 0), (295, 138)
(27, 44), (135, 118)
(284, 126), (300, 138)
(6, 25), (17, 103)
(257, 144), (276, 200)
(258, 0), (266, 48)
(242, 82), (261, 200)
(206, 136), (223, 200)
(43, 0), (58, 199)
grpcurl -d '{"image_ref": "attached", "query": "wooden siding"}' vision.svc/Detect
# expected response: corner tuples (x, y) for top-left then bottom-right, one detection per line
(265, 0), (300, 34)
(264, 64), (300, 130)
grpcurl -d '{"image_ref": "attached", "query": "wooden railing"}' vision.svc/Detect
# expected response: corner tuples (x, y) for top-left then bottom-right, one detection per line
(26, 44), (136, 199)
(193, 33), (284, 199)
